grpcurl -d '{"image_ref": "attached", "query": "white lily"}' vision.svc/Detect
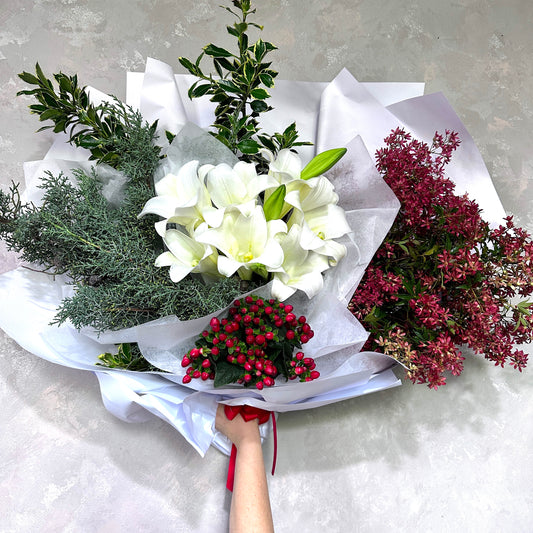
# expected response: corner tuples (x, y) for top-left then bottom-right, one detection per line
(155, 228), (218, 283)
(138, 160), (222, 233)
(289, 205), (350, 264)
(284, 175), (340, 212)
(272, 224), (331, 300)
(261, 148), (302, 185)
(196, 205), (286, 279)
(205, 161), (277, 216)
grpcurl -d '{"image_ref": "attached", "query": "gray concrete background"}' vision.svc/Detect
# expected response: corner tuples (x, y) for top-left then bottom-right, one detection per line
(1, 1), (532, 532)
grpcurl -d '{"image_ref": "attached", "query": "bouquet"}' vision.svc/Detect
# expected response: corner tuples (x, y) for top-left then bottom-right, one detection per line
(0, 0), (531, 457)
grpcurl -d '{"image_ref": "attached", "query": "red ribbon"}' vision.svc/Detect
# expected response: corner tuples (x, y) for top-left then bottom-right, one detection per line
(224, 404), (277, 492)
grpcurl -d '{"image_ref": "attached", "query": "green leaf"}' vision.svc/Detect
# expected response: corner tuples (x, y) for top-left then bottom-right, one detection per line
(217, 79), (241, 93)
(214, 360), (243, 387)
(254, 40), (266, 61)
(204, 44), (234, 58)
(227, 25), (240, 37)
(191, 83), (212, 97)
(215, 56), (235, 72)
(263, 185), (286, 221)
(18, 71), (40, 85)
(58, 75), (72, 93)
(35, 63), (50, 87)
(243, 62), (255, 83)
(250, 88), (269, 100)
(250, 99), (268, 113)
(39, 109), (63, 121)
(165, 130), (176, 144)
(300, 147), (347, 180)
(237, 139), (260, 154)
(259, 72), (274, 88)
(178, 56), (198, 75)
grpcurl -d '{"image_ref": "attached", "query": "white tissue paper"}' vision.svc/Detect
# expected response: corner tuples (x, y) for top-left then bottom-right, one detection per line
(0, 58), (506, 455)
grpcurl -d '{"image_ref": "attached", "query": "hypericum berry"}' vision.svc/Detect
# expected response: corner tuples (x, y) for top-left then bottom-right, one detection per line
(310, 371), (320, 379)
(183, 375), (192, 384)
(183, 294), (317, 389)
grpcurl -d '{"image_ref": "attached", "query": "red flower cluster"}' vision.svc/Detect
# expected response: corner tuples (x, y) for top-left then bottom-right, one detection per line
(181, 295), (318, 389)
(350, 128), (533, 388)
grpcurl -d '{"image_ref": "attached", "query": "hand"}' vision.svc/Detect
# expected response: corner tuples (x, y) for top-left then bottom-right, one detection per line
(215, 404), (261, 449)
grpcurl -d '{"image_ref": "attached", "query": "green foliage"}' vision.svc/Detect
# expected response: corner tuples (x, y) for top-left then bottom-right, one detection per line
(178, 0), (310, 169)
(0, 111), (250, 335)
(18, 65), (161, 169)
(97, 343), (159, 371)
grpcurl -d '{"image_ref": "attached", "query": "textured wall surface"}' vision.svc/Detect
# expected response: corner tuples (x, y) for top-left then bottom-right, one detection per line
(1, 1), (532, 532)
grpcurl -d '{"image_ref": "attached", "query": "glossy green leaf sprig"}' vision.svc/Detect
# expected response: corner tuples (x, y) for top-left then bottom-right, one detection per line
(178, 0), (310, 167)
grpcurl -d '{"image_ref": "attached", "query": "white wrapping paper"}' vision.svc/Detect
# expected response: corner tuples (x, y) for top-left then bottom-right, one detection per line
(0, 58), (506, 455)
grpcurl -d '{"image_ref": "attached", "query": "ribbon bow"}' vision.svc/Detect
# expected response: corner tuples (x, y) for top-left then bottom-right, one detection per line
(223, 404), (278, 492)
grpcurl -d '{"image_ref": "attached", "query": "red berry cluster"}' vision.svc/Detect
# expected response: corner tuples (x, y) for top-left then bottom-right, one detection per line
(181, 295), (319, 389)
